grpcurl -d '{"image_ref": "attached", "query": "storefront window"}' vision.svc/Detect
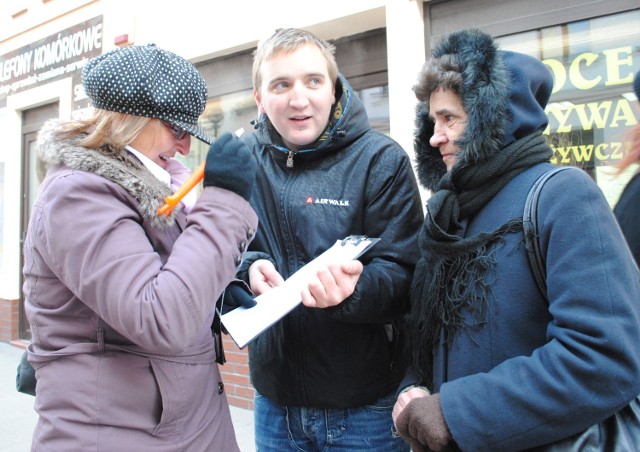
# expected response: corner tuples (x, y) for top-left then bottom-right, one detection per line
(496, 10), (640, 207)
(356, 85), (390, 135)
(177, 89), (255, 176)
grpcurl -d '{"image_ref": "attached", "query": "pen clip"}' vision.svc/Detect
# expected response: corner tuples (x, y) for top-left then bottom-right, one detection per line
(341, 235), (368, 246)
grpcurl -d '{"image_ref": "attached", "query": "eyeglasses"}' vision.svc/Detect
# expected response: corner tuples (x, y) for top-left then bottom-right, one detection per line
(160, 121), (188, 140)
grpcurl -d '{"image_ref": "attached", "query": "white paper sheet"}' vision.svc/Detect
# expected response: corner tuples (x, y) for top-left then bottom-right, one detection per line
(221, 236), (379, 348)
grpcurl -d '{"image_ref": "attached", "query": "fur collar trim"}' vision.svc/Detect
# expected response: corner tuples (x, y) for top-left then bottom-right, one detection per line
(37, 119), (175, 228)
(413, 29), (552, 192)
(414, 30), (508, 192)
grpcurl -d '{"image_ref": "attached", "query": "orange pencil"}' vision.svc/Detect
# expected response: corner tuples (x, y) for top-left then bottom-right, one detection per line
(157, 162), (205, 216)
(157, 128), (244, 216)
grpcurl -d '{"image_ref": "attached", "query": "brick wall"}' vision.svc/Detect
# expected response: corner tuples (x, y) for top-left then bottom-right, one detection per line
(0, 298), (20, 343)
(219, 334), (254, 410)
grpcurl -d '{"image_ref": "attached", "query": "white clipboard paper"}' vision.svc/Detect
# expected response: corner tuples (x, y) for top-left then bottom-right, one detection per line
(221, 235), (380, 349)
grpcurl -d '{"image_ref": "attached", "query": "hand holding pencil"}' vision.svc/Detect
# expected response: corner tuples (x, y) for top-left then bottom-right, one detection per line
(158, 129), (251, 216)
(157, 162), (205, 216)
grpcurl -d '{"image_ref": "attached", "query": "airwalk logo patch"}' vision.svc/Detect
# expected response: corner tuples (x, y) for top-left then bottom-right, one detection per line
(305, 196), (350, 207)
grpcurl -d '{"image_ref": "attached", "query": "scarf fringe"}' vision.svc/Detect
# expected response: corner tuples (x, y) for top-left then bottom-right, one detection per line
(409, 219), (522, 387)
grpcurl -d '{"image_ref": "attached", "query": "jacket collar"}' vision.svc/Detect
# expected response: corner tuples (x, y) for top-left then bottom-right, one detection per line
(37, 119), (176, 228)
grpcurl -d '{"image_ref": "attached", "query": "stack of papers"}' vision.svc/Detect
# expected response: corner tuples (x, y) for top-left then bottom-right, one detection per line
(221, 236), (379, 348)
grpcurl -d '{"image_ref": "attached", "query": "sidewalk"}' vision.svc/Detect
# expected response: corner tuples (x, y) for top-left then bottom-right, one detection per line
(0, 341), (255, 451)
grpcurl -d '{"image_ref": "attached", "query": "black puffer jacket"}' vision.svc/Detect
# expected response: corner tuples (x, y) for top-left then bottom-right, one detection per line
(239, 75), (424, 408)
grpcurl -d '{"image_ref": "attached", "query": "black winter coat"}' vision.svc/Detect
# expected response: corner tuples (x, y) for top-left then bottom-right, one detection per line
(239, 75), (424, 408)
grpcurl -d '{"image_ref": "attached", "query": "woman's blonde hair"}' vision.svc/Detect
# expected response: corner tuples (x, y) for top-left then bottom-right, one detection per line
(55, 109), (152, 155)
(252, 28), (338, 92)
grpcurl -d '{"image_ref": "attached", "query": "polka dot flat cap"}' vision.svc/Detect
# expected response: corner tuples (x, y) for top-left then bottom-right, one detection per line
(83, 44), (213, 144)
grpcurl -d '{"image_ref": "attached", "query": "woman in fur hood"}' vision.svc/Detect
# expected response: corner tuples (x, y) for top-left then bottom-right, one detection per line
(392, 29), (640, 451)
(23, 44), (258, 450)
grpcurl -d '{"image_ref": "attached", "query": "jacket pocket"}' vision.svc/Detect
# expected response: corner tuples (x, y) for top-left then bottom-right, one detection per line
(150, 359), (184, 436)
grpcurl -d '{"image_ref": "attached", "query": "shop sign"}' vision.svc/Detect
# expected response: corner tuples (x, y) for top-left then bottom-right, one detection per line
(542, 45), (639, 165)
(0, 16), (103, 100)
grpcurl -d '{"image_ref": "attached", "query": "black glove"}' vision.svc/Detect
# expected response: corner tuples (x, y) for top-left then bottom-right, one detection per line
(16, 351), (36, 396)
(221, 283), (257, 315)
(212, 283), (256, 343)
(203, 132), (257, 201)
(395, 393), (453, 451)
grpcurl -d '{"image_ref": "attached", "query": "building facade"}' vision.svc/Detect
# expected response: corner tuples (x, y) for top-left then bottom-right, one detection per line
(0, 0), (638, 410)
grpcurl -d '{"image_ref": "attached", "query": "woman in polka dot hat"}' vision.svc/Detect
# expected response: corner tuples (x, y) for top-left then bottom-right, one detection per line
(22, 43), (258, 450)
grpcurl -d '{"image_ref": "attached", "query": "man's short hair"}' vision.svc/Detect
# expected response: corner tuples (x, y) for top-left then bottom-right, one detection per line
(252, 28), (339, 92)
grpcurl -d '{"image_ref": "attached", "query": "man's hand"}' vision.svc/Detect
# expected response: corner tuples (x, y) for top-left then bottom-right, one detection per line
(301, 260), (363, 308)
(248, 259), (285, 295)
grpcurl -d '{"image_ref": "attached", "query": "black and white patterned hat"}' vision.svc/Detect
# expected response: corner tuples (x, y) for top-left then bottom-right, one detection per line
(82, 44), (212, 144)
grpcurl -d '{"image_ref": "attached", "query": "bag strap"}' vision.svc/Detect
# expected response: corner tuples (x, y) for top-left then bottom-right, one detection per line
(523, 166), (572, 301)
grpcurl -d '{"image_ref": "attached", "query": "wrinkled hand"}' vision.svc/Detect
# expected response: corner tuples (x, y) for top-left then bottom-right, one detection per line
(301, 260), (363, 308)
(248, 259), (285, 295)
(395, 393), (452, 451)
(203, 132), (257, 201)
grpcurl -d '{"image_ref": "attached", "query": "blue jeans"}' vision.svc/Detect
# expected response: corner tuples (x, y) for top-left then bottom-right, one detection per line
(254, 391), (409, 451)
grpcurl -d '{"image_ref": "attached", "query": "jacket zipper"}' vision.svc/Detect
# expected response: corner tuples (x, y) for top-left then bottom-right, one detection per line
(279, 169), (309, 402)
(287, 151), (294, 168)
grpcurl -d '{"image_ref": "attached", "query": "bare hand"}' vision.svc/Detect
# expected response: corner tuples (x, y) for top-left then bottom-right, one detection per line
(248, 259), (285, 295)
(301, 260), (364, 308)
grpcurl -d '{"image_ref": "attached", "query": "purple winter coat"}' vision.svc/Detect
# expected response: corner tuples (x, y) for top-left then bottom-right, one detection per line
(23, 120), (258, 451)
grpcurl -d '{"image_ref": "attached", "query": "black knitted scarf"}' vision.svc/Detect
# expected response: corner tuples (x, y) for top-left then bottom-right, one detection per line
(409, 133), (553, 388)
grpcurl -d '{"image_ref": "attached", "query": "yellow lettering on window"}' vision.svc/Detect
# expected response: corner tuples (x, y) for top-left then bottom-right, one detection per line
(547, 107), (574, 133)
(574, 144), (594, 162)
(574, 101), (612, 130)
(610, 99), (638, 128)
(603, 47), (634, 87)
(569, 52), (600, 90)
(543, 59), (567, 94)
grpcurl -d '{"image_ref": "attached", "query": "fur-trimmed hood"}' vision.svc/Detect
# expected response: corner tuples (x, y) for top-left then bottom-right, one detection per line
(37, 119), (175, 227)
(413, 29), (553, 192)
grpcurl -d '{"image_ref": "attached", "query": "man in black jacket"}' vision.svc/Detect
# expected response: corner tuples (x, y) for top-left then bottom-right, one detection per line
(230, 27), (424, 451)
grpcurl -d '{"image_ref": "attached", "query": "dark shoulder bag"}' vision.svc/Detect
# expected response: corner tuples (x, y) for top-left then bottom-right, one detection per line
(16, 349), (36, 396)
(524, 166), (640, 451)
